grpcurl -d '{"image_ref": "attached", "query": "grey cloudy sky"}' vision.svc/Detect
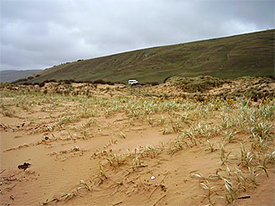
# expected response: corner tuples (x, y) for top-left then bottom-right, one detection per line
(0, 0), (274, 71)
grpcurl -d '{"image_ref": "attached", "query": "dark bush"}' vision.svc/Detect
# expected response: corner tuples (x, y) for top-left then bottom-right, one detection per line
(94, 79), (106, 84)
(145, 82), (159, 86)
(114, 82), (126, 85)
(23, 82), (32, 85)
(60, 79), (72, 84)
(39, 82), (45, 87)
(44, 79), (56, 83)
(27, 76), (34, 80)
(263, 75), (275, 81)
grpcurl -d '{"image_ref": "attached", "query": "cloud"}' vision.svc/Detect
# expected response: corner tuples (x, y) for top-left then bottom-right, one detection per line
(0, 0), (274, 70)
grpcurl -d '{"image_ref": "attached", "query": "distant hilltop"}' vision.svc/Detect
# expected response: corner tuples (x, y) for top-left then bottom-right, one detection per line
(13, 29), (275, 84)
(0, 70), (41, 83)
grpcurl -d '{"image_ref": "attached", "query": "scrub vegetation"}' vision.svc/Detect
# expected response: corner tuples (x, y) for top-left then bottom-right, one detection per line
(0, 76), (274, 205)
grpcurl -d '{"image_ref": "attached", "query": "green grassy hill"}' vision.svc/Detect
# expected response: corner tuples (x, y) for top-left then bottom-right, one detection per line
(16, 29), (274, 84)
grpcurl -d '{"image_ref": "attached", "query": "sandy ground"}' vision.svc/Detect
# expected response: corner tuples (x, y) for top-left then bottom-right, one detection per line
(0, 85), (275, 206)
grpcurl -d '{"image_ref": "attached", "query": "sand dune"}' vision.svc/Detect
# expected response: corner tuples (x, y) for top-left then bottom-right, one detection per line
(1, 82), (274, 205)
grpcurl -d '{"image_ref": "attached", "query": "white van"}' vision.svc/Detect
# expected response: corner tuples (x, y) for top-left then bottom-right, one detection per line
(128, 79), (138, 85)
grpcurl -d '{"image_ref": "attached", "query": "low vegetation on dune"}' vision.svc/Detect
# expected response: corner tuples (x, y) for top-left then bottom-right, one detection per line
(164, 76), (229, 92)
(0, 76), (274, 205)
(13, 29), (274, 84)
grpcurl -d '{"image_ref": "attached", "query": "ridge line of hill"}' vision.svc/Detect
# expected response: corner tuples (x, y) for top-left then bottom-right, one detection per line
(13, 29), (275, 84)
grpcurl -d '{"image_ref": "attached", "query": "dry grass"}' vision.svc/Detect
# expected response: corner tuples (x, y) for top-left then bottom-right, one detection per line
(0, 81), (274, 206)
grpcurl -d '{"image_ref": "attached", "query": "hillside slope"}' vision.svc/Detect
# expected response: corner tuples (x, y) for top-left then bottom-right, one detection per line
(16, 29), (274, 84)
(0, 70), (41, 83)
